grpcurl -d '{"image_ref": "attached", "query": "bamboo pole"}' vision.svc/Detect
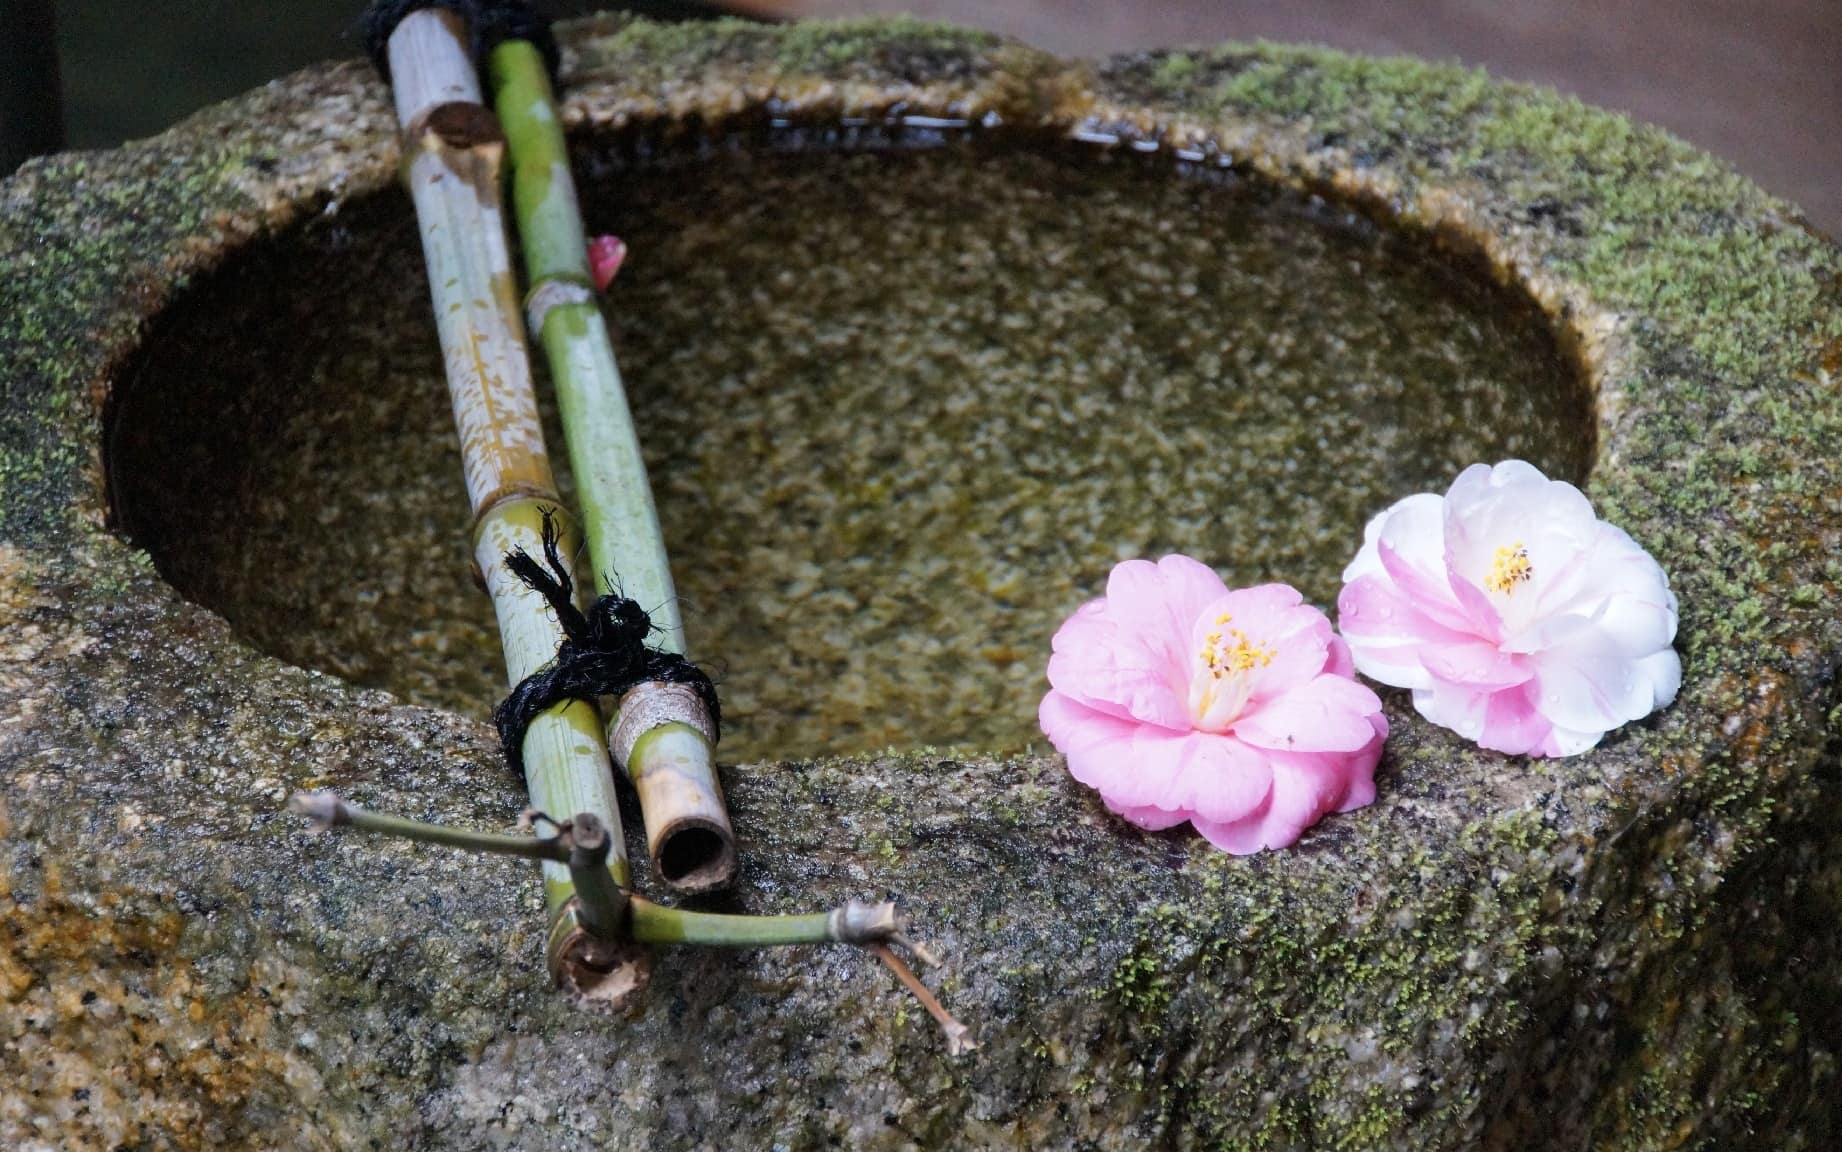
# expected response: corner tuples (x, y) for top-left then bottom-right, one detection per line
(489, 39), (738, 894)
(384, 8), (646, 1003)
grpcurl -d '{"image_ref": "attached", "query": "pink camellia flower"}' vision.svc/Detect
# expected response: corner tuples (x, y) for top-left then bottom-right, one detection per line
(1338, 460), (1680, 757)
(1039, 556), (1387, 854)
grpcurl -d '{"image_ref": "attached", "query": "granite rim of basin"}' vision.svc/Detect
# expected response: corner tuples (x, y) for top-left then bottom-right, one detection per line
(2, 15), (1840, 1151)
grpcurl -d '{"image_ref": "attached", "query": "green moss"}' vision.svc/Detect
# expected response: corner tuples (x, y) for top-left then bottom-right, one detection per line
(1152, 51), (1197, 86)
(569, 14), (1004, 91)
(770, 14), (1002, 74)
(1146, 43), (1842, 393)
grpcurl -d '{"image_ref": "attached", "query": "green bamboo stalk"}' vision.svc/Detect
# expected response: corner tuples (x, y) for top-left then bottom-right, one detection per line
(489, 38), (738, 895)
(382, 8), (644, 1002)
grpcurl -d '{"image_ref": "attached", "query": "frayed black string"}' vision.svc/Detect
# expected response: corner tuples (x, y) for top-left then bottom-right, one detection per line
(361, 0), (561, 86)
(492, 509), (721, 777)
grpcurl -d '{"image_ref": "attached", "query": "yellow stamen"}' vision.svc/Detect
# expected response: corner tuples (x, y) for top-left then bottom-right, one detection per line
(1486, 542), (1533, 594)
(1191, 619), (1280, 729)
(1198, 627), (1276, 675)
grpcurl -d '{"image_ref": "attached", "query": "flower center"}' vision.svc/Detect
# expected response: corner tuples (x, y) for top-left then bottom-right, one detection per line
(1485, 541), (1533, 595)
(1189, 612), (1274, 731)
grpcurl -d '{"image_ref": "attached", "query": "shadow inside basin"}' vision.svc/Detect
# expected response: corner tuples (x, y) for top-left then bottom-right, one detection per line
(108, 131), (1592, 764)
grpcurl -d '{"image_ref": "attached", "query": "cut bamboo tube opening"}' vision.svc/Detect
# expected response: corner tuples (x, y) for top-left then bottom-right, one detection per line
(490, 39), (737, 894)
(386, 8), (647, 1004)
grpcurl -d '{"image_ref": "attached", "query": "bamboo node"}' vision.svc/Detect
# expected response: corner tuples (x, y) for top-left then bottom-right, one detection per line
(826, 900), (902, 945)
(525, 278), (595, 337)
(548, 907), (652, 1014)
(406, 100), (506, 151)
(287, 790), (349, 832)
(611, 682), (718, 769)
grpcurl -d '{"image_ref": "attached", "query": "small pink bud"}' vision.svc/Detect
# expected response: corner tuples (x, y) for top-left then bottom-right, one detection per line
(588, 235), (627, 291)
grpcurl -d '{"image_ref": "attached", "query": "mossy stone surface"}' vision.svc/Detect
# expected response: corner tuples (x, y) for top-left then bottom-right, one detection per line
(2, 16), (1840, 1150)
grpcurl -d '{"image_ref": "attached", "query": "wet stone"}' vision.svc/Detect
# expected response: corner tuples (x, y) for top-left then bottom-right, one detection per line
(2, 16), (1840, 1151)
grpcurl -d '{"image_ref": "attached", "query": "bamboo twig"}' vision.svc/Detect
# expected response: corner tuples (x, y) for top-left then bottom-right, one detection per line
(292, 793), (913, 952)
(869, 945), (977, 1056)
(489, 38), (737, 894)
(382, 8), (645, 1003)
(290, 789), (973, 1049)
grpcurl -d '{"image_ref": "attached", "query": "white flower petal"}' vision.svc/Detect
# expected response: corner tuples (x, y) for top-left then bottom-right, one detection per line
(1636, 648), (1682, 711)
(1532, 626), (1653, 733)
(1411, 683), (1490, 743)
(1544, 723), (1604, 757)
(1341, 508), (1393, 584)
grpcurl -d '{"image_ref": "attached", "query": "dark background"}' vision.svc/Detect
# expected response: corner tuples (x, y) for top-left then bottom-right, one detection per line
(4, 1), (1837, 233)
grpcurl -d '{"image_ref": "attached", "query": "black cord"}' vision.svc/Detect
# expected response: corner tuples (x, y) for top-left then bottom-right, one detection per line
(492, 508), (721, 777)
(361, 0), (561, 85)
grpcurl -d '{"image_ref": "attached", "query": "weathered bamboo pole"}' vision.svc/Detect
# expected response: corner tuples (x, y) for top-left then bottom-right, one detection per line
(383, 8), (645, 1002)
(490, 38), (737, 893)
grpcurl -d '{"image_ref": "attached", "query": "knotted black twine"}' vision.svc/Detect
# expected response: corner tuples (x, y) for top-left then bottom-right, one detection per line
(362, 0), (561, 85)
(493, 509), (721, 777)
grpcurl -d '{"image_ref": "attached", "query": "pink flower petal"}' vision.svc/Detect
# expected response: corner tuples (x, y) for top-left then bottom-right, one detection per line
(1325, 634), (1356, 679)
(1039, 690), (1174, 801)
(1231, 726), (1387, 851)
(1442, 551), (1504, 641)
(1191, 809), (1275, 855)
(1048, 606), (1188, 729)
(1104, 556), (1230, 656)
(1232, 673), (1385, 754)
(1420, 640), (1532, 691)
(1104, 800), (1190, 831)
(1169, 732), (1275, 825)
(1334, 714), (1388, 812)
(588, 234), (626, 291)
(1337, 573), (1476, 691)
(1476, 683), (1553, 755)
(1379, 538), (1474, 634)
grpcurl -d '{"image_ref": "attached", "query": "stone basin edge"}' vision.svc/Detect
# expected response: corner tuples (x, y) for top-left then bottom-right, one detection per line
(0, 15), (1837, 1150)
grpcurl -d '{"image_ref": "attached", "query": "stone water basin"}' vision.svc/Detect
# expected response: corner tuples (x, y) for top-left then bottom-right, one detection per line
(2, 16), (1839, 1150)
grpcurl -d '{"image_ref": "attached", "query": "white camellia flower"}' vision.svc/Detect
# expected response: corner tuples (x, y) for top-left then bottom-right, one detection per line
(1337, 460), (1681, 757)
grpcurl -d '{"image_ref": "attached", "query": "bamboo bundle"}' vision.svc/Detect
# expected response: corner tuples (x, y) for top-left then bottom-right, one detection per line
(489, 38), (737, 893)
(383, 7), (643, 1000)
(344, 2), (970, 1049)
